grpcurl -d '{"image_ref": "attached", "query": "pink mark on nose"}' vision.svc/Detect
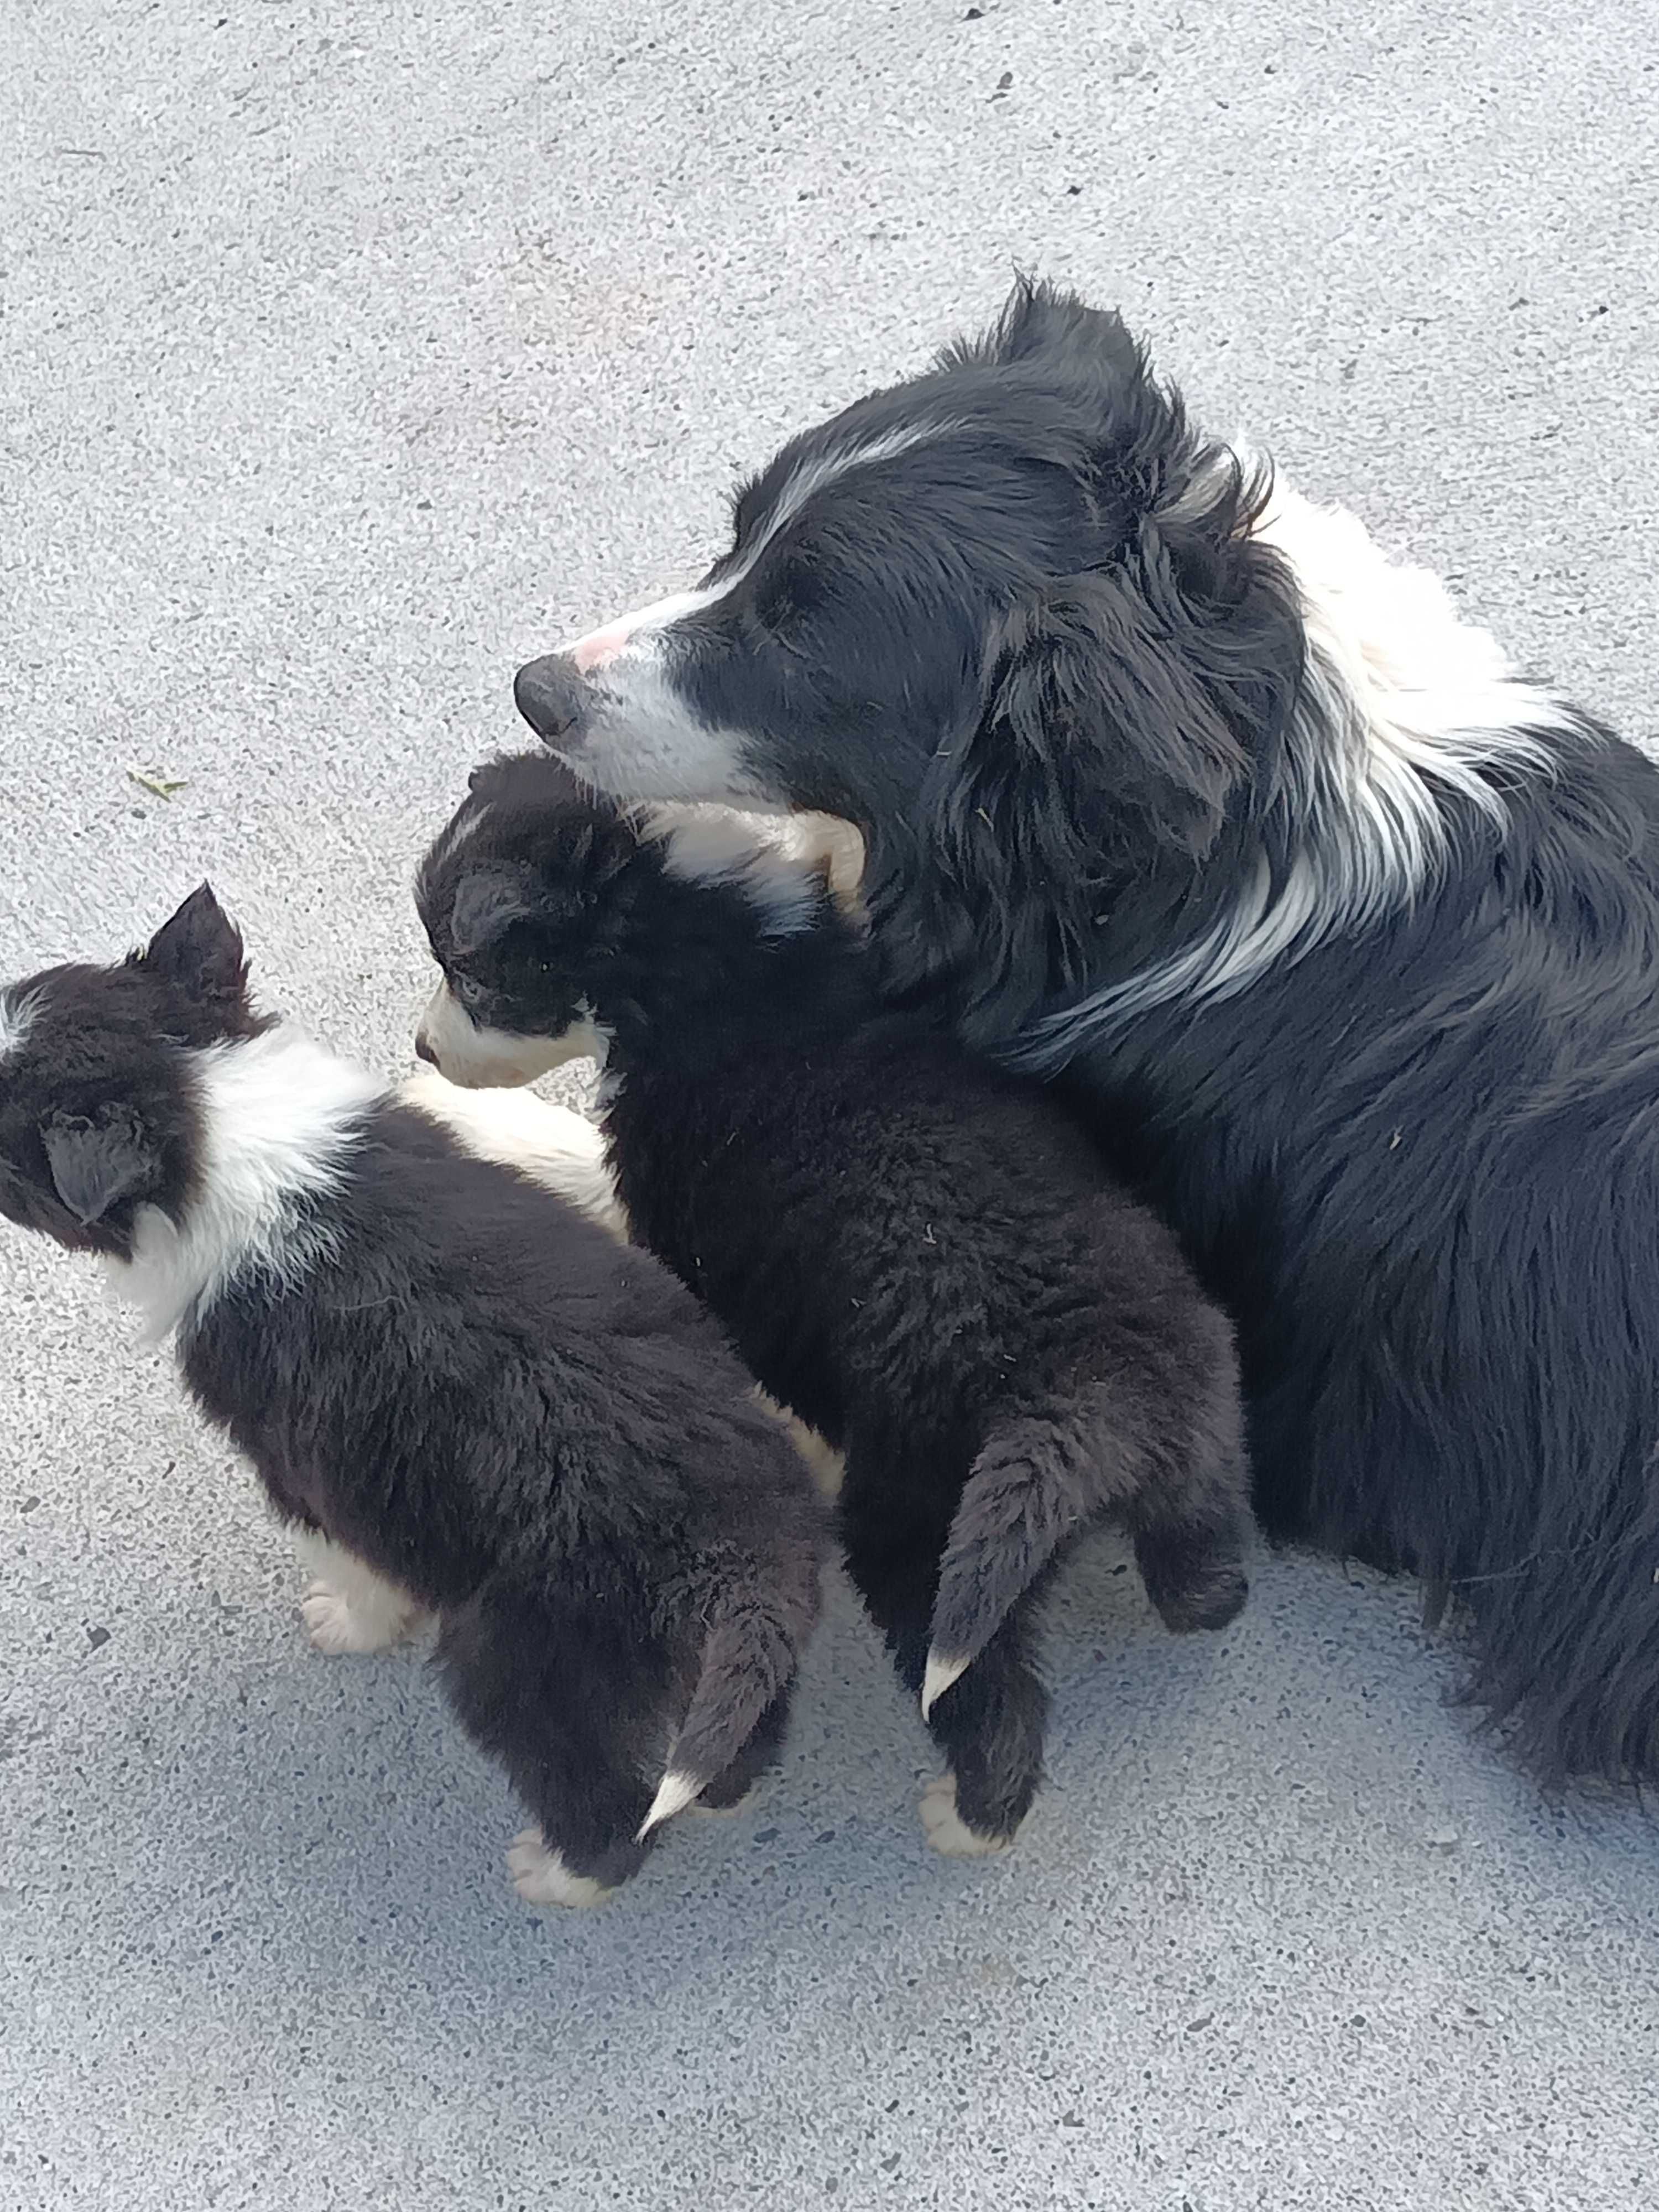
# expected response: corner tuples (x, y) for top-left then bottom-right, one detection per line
(567, 618), (635, 674)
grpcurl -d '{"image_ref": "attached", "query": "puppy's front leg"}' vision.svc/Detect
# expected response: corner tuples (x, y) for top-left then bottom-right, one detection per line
(292, 1528), (426, 1655)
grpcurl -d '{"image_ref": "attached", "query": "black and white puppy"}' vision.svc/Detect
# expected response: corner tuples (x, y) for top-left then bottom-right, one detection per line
(508, 278), (1659, 1792)
(415, 757), (1249, 1855)
(0, 888), (824, 1905)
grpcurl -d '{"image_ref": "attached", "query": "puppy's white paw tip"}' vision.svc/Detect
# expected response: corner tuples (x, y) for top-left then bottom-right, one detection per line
(919, 1775), (1016, 1860)
(507, 1829), (613, 1910)
(299, 1581), (411, 1656)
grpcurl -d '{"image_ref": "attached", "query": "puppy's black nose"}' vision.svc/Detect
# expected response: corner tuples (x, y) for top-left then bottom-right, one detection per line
(514, 654), (588, 744)
(413, 1032), (439, 1067)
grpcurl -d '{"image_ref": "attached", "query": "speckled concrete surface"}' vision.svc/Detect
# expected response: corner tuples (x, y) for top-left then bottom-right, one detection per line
(3, 3), (1658, 2208)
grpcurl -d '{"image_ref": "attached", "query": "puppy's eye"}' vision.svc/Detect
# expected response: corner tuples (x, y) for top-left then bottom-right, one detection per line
(452, 973), (486, 1008)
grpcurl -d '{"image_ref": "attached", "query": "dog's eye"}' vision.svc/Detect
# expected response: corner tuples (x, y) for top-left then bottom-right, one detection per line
(452, 973), (486, 1008)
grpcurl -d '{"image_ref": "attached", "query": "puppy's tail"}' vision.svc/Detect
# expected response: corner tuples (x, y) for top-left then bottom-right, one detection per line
(924, 1377), (1251, 1716)
(922, 1407), (1116, 1718)
(637, 1582), (811, 1840)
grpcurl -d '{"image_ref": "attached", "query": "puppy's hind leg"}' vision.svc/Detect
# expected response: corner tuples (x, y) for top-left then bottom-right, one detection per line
(840, 1464), (1045, 1856)
(916, 1604), (1050, 1855)
(505, 1818), (638, 1910)
(437, 1576), (663, 1907)
(1130, 1430), (1252, 1637)
(292, 1528), (426, 1655)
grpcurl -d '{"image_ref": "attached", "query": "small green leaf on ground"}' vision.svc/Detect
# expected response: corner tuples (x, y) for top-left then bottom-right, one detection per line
(127, 768), (189, 800)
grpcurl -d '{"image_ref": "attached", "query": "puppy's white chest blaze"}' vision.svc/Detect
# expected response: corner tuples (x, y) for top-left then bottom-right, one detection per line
(108, 1030), (381, 1342)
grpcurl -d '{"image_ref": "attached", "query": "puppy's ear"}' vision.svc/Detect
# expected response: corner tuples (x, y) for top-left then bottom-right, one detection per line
(466, 752), (599, 807)
(942, 275), (1145, 386)
(41, 1103), (157, 1225)
(526, 753), (598, 810)
(136, 884), (252, 1010)
(448, 866), (542, 958)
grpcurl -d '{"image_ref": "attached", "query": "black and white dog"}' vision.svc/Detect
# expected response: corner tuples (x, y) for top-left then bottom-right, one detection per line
(0, 887), (824, 1903)
(414, 755), (1250, 1854)
(509, 277), (1659, 1791)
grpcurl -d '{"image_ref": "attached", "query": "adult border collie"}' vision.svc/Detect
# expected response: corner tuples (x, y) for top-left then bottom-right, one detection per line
(510, 277), (1659, 1791)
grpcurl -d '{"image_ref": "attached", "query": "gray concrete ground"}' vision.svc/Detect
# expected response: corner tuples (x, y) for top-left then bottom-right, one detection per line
(3, 2), (1658, 2206)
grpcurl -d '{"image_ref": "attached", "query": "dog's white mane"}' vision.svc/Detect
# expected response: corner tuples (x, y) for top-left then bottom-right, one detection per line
(1019, 472), (1582, 1066)
(107, 1027), (382, 1343)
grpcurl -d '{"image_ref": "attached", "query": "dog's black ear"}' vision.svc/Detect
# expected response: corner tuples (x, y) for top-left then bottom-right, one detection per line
(40, 1103), (157, 1225)
(137, 884), (251, 1010)
(900, 506), (1298, 1041)
(984, 567), (1251, 862)
(942, 275), (1145, 386)
(448, 866), (542, 958)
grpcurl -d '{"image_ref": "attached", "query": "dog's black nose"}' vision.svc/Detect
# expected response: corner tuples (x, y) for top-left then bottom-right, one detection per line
(413, 1032), (439, 1067)
(514, 654), (588, 744)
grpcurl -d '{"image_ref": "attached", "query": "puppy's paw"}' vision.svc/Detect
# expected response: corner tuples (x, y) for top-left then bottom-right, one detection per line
(919, 1774), (1018, 1860)
(1151, 1560), (1250, 1636)
(299, 1579), (418, 1656)
(291, 1530), (422, 1655)
(507, 1828), (614, 1910)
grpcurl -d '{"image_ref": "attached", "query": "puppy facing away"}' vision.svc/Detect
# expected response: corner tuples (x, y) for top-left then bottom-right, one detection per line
(415, 755), (1250, 1855)
(0, 888), (825, 1906)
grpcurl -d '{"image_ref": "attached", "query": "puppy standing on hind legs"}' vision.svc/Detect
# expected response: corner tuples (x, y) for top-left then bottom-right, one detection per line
(0, 887), (826, 1906)
(415, 757), (1252, 1856)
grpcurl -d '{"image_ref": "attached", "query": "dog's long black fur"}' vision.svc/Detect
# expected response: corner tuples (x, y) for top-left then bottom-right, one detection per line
(0, 889), (824, 1897)
(510, 278), (1659, 1791)
(415, 758), (1249, 1848)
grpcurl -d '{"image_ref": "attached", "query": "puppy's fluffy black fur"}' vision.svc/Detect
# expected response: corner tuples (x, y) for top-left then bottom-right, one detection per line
(0, 888), (823, 1900)
(513, 278), (1659, 1791)
(416, 758), (1249, 1849)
